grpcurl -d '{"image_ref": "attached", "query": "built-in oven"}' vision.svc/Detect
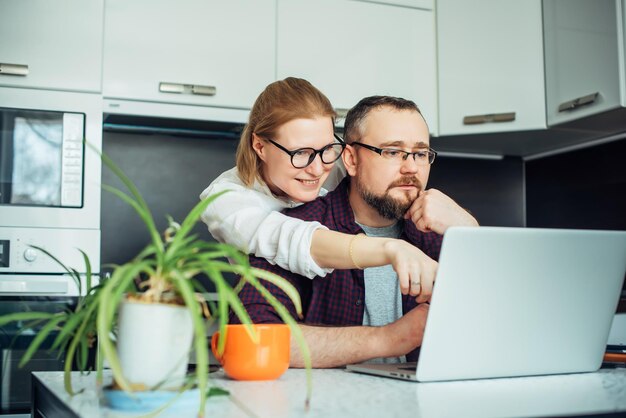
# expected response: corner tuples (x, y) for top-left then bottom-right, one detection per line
(0, 86), (102, 415)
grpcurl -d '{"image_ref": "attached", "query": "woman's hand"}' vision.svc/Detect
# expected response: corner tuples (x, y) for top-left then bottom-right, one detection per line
(383, 239), (438, 303)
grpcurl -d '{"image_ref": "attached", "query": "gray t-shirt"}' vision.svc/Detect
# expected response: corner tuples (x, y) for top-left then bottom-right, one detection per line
(358, 221), (405, 364)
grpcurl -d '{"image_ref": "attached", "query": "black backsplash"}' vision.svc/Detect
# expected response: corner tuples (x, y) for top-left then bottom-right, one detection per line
(526, 137), (626, 231)
(428, 156), (525, 227)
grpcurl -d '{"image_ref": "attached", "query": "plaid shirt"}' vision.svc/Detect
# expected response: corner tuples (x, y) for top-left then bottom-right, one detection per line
(230, 178), (443, 360)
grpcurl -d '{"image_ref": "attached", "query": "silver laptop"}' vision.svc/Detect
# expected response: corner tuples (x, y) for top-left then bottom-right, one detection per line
(347, 226), (626, 382)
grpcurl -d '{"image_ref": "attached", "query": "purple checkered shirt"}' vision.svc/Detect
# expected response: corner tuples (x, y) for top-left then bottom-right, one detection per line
(230, 178), (443, 360)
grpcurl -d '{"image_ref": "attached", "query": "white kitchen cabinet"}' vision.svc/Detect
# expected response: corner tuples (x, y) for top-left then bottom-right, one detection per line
(437, 0), (546, 136)
(103, 0), (275, 111)
(544, 0), (621, 126)
(0, 0), (103, 93)
(277, 0), (438, 134)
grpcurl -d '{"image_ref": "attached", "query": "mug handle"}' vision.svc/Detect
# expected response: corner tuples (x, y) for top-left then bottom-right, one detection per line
(211, 332), (223, 363)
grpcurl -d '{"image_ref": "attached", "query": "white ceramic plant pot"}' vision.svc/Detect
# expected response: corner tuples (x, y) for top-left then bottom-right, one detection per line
(116, 300), (193, 389)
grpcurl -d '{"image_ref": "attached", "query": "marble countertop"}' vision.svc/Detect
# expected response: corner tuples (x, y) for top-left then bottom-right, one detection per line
(34, 367), (626, 418)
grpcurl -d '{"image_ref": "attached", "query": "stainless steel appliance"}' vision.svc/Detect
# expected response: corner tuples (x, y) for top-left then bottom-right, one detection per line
(0, 87), (102, 415)
(0, 87), (102, 296)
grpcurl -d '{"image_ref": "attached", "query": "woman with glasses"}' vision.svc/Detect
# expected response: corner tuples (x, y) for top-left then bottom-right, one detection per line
(200, 77), (431, 290)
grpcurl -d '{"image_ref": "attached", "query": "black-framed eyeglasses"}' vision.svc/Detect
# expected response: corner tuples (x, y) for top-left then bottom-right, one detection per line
(266, 134), (346, 169)
(352, 142), (437, 166)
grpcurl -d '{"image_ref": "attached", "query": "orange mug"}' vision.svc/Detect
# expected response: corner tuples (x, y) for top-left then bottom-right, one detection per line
(211, 324), (290, 380)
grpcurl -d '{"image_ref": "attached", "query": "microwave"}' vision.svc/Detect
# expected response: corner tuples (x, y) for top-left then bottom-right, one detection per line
(0, 87), (102, 296)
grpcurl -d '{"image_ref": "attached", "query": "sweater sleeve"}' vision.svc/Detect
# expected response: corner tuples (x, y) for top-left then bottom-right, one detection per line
(199, 170), (333, 279)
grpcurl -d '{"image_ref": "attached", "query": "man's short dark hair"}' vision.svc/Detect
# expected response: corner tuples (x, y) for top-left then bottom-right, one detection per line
(343, 96), (422, 144)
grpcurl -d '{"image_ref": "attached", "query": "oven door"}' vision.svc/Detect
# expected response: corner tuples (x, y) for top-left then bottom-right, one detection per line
(0, 297), (92, 416)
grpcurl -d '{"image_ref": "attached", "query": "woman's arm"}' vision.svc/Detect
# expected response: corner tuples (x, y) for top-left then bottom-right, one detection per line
(201, 168), (437, 301)
(311, 230), (438, 302)
(200, 169), (332, 279)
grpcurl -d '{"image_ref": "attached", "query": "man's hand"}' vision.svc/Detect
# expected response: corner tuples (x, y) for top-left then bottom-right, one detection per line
(291, 304), (430, 368)
(383, 239), (438, 303)
(379, 303), (430, 357)
(405, 188), (479, 235)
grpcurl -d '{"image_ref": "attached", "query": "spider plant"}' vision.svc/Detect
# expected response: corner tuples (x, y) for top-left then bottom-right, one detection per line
(95, 150), (312, 416)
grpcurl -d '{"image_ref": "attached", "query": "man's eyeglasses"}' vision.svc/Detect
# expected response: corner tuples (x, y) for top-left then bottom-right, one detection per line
(266, 134), (346, 169)
(351, 142), (437, 166)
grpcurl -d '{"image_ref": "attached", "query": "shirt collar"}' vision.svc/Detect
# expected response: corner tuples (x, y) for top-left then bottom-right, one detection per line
(328, 178), (363, 235)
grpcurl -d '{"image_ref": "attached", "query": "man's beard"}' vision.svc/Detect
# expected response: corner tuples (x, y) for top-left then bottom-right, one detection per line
(355, 175), (422, 220)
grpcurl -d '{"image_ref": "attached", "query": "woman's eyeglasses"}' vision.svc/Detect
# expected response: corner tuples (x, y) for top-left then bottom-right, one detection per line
(266, 133), (346, 169)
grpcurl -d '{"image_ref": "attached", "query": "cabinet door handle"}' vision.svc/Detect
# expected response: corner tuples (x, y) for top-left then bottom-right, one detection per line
(159, 82), (186, 94)
(558, 92), (599, 112)
(159, 82), (217, 96)
(463, 112), (516, 125)
(0, 63), (29, 76)
(191, 84), (216, 96)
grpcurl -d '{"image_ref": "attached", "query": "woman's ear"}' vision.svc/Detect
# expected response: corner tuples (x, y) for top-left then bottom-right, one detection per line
(252, 133), (267, 161)
(342, 144), (358, 177)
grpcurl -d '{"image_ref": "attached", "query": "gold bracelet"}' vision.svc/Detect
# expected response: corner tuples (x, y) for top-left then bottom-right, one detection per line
(349, 234), (364, 270)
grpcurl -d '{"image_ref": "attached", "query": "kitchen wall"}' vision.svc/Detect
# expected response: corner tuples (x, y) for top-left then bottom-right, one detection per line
(526, 135), (626, 231)
(429, 156), (525, 227)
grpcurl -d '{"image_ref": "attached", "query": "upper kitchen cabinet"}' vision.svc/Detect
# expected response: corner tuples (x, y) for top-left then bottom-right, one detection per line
(437, 0), (546, 136)
(544, 0), (622, 127)
(103, 0), (276, 112)
(0, 0), (103, 93)
(276, 0), (438, 134)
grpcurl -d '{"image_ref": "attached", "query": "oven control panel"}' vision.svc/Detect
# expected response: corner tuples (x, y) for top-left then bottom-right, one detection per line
(0, 226), (100, 295)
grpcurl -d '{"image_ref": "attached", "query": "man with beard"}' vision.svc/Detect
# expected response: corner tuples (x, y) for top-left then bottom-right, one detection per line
(231, 96), (478, 367)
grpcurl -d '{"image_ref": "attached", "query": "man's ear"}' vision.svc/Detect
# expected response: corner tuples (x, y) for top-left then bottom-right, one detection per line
(342, 144), (358, 177)
(252, 133), (267, 161)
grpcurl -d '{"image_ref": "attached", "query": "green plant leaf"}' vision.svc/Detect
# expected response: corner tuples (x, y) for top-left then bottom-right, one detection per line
(165, 190), (229, 262)
(96, 261), (151, 393)
(29, 245), (81, 283)
(171, 270), (209, 416)
(102, 184), (164, 261)
(50, 309), (87, 351)
(206, 387), (229, 398)
(79, 248), (93, 300)
(245, 276), (313, 408)
(0, 312), (56, 327)
(18, 315), (65, 368)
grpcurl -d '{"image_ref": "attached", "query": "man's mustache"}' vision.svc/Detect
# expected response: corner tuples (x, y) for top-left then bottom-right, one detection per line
(387, 176), (423, 192)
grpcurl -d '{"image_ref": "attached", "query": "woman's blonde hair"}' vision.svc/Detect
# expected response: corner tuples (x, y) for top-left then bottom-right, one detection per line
(236, 77), (336, 186)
